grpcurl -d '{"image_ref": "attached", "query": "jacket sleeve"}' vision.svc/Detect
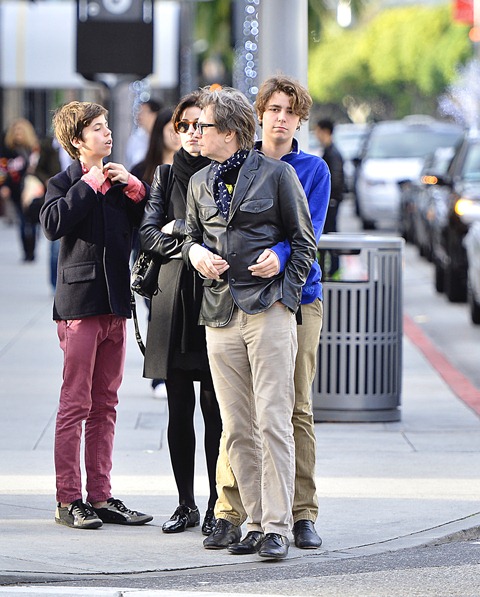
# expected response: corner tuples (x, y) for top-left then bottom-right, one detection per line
(139, 166), (182, 259)
(271, 158), (330, 273)
(40, 171), (98, 241)
(279, 165), (317, 310)
(182, 177), (205, 265)
(308, 158), (331, 241)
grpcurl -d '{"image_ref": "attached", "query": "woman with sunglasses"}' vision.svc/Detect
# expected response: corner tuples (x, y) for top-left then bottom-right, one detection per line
(131, 107), (181, 399)
(139, 92), (221, 536)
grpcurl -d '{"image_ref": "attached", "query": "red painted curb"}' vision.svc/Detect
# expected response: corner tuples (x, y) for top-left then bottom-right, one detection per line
(403, 313), (480, 416)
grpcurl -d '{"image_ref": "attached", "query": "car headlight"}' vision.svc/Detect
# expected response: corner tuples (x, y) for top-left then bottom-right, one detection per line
(454, 198), (480, 224)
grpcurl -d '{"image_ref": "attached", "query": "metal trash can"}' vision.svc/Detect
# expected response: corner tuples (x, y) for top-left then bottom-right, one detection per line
(313, 234), (404, 422)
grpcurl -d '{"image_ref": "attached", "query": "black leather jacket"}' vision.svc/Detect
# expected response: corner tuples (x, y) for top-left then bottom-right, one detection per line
(182, 149), (317, 327)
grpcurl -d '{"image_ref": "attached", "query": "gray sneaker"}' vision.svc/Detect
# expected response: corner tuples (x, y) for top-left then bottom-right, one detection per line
(92, 497), (153, 525)
(55, 499), (103, 529)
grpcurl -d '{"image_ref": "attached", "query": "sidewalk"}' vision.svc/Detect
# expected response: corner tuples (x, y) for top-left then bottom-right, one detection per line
(1, 219), (480, 593)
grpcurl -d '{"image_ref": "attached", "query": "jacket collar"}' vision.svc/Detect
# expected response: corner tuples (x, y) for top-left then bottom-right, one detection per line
(204, 150), (259, 220)
(228, 149), (258, 219)
(253, 138), (300, 158)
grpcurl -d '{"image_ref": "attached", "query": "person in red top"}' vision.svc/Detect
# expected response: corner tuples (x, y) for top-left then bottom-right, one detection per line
(40, 101), (153, 530)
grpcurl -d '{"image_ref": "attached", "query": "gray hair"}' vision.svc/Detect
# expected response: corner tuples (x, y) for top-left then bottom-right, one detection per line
(199, 86), (256, 151)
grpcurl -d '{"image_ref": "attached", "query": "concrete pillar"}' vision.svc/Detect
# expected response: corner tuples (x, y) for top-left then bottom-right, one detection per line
(257, 0), (310, 148)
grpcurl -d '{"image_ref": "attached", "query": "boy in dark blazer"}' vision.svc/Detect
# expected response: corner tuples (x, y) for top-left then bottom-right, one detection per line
(40, 101), (152, 529)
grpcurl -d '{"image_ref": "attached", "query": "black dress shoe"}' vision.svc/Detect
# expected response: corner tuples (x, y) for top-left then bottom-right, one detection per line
(162, 505), (200, 533)
(202, 508), (216, 536)
(258, 533), (289, 559)
(203, 518), (242, 549)
(293, 519), (322, 549)
(228, 531), (265, 555)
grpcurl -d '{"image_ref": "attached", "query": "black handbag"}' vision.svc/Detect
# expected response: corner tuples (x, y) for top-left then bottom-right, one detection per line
(131, 163), (173, 299)
(131, 163), (173, 355)
(131, 249), (162, 355)
(131, 250), (162, 299)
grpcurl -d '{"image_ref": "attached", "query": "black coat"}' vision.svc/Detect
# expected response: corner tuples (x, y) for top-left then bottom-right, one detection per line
(182, 150), (317, 327)
(40, 160), (148, 320)
(139, 164), (210, 380)
(322, 143), (344, 203)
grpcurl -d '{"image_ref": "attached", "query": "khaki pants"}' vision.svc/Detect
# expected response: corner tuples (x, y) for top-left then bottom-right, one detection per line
(206, 303), (297, 536)
(214, 299), (323, 526)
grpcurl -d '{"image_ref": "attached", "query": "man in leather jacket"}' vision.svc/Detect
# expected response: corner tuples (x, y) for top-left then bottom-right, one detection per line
(209, 76), (330, 554)
(182, 86), (316, 560)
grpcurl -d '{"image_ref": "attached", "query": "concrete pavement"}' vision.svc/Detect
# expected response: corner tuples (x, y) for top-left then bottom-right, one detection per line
(0, 216), (480, 596)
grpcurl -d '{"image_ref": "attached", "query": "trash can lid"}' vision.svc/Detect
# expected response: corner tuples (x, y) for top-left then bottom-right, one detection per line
(317, 233), (404, 251)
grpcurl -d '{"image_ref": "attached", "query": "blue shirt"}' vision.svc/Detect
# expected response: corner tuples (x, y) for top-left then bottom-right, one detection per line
(254, 139), (330, 302)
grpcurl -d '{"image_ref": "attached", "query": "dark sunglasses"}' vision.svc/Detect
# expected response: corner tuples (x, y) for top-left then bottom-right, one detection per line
(175, 120), (199, 134)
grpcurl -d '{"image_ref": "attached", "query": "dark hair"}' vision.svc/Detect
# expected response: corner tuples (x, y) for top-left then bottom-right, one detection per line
(52, 101), (108, 159)
(316, 118), (334, 134)
(198, 86), (256, 151)
(142, 108), (174, 184)
(255, 75), (312, 125)
(172, 91), (202, 131)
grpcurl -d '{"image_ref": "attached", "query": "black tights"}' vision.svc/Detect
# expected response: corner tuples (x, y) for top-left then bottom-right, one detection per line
(165, 369), (222, 511)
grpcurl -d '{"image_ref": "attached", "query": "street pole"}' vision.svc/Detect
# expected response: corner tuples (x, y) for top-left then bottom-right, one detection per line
(257, 0), (309, 148)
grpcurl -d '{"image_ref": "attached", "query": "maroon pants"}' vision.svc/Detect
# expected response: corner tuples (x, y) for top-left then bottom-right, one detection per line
(55, 315), (126, 504)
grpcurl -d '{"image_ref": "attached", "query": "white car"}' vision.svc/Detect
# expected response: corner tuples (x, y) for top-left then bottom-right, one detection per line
(355, 116), (463, 230)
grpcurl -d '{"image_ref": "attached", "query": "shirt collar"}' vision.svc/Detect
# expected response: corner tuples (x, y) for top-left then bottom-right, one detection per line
(254, 137), (300, 158)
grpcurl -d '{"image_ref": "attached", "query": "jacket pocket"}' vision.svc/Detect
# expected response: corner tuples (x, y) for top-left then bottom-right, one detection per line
(62, 262), (96, 284)
(239, 198), (274, 214)
(199, 206), (219, 221)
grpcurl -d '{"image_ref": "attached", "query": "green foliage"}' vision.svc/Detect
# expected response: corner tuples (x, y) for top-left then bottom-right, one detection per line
(196, 0), (232, 55)
(308, 0), (368, 45)
(308, 4), (472, 118)
(195, 0), (233, 78)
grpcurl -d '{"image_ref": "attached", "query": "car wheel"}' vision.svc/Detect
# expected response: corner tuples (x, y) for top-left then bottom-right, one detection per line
(468, 284), (480, 325)
(445, 262), (467, 303)
(434, 261), (444, 294)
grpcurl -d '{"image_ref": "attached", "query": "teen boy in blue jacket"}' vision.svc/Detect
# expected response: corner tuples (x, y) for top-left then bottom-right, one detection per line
(206, 76), (330, 553)
(40, 101), (153, 529)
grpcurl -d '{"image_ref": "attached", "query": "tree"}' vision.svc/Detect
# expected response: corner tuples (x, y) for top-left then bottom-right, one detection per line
(308, 4), (472, 119)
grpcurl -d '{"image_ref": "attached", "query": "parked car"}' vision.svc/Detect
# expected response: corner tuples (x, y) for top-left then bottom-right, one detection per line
(398, 146), (456, 260)
(355, 116), (463, 230)
(464, 221), (480, 324)
(430, 133), (480, 303)
(333, 123), (371, 193)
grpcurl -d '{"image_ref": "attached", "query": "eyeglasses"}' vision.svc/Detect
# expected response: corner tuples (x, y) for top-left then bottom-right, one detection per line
(197, 123), (218, 135)
(175, 120), (198, 134)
